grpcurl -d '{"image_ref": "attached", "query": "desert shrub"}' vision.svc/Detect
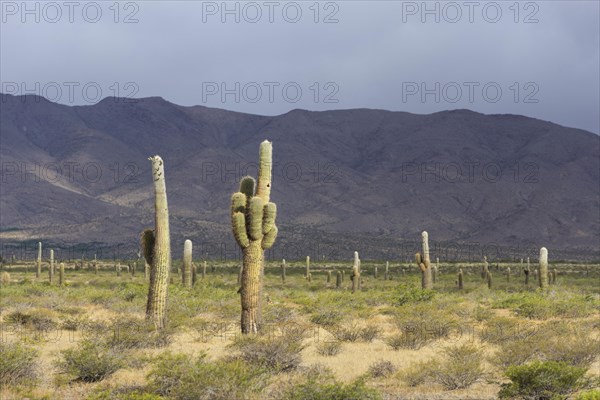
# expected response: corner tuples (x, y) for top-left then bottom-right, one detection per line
(56, 339), (125, 382)
(1, 271), (10, 284)
(0, 341), (39, 385)
(498, 361), (588, 399)
(400, 359), (440, 387)
(5, 308), (57, 331)
(280, 375), (382, 400)
(481, 316), (537, 344)
(360, 325), (381, 342)
(575, 389), (600, 400)
(229, 335), (304, 373)
(397, 284), (436, 305)
(147, 352), (267, 400)
(385, 330), (432, 350)
(433, 344), (485, 390)
(368, 360), (396, 378)
(310, 309), (343, 327)
(108, 317), (171, 349)
(316, 340), (342, 356)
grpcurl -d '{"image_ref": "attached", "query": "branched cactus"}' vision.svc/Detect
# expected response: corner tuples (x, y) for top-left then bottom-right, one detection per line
(36, 242), (41, 278)
(59, 263), (65, 286)
(415, 231), (433, 290)
(539, 247), (548, 289)
(230, 140), (277, 334)
(458, 268), (464, 289)
(143, 155), (172, 330)
(182, 240), (192, 288)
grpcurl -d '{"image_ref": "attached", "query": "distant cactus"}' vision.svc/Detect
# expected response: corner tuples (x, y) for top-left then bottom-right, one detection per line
(539, 247), (548, 289)
(306, 256), (310, 279)
(415, 231), (433, 290)
(327, 270), (332, 283)
(132, 261), (137, 276)
(202, 260), (207, 280)
(533, 268), (538, 281)
(192, 263), (197, 286)
(94, 254), (98, 275)
(1, 271), (10, 285)
(374, 266), (378, 279)
(487, 270), (492, 289)
(49, 249), (54, 284)
(59, 263), (65, 286)
(432, 264), (437, 283)
(307, 273), (312, 283)
(281, 259), (286, 283)
(143, 155), (172, 330)
(552, 268), (557, 284)
(117, 264), (121, 277)
(506, 267), (511, 282)
(336, 270), (342, 288)
(482, 256), (489, 279)
(352, 251), (361, 292)
(458, 268), (464, 289)
(384, 261), (389, 281)
(36, 242), (41, 278)
(182, 240), (192, 288)
(230, 141), (277, 334)
(341, 270), (345, 282)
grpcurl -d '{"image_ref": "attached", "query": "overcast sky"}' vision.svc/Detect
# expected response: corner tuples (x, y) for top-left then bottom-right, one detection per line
(1, 1), (599, 133)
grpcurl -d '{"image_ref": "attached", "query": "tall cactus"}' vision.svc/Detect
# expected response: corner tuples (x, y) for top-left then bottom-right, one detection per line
(415, 231), (433, 289)
(230, 140), (277, 334)
(539, 247), (548, 289)
(36, 242), (41, 278)
(143, 155), (172, 330)
(182, 240), (192, 288)
(352, 251), (361, 292)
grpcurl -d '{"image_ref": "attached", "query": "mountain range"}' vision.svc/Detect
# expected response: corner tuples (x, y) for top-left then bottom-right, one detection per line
(1, 94), (598, 261)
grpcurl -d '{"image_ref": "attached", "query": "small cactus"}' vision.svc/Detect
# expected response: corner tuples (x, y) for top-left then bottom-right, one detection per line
(94, 254), (98, 275)
(59, 263), (65, 286)
(182, 240), (192, 288)
(539, 247), (548, 289)
(280, 259), (286, 283)
(327, 270), (332, 283)
(336, 270), (342, 288)
(307, 272), (312, 283)
(552, 268), (557, 284)
(202, 260), (207, 280)
(117, 264), (121, 277)
(482, 256), (489, 279)
(457, 268), (464, 289)
(351, 265), (360, 293)
(191, 262), (197, 286)
(506, 267), (511, 282)
(374, 266), (378, 279)
(415, 231), (433, 290)
(487, 270), (492, 289)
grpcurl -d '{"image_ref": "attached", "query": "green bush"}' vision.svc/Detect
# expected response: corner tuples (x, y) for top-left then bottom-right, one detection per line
(397, 284), (436, 305)
(309, 310), (343, 327)
(399, 359), (439, 387)
(0, 341), (39, 385)
(147, 352), (267, 400)
(498, 361), (588, 399)
(108, 317), (171, 349)
(280, 376), (382, 400)
(229, 335), (304, 373)
(575, 389), (600, 400)
(56, 339), (125, 382)
(434, 344), (485, 390)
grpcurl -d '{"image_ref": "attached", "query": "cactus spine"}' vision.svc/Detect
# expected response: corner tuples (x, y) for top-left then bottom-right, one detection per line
(143, 155), (172, 330)
(231, 141), (277, 334)
(281, 259), (286, 283)
(458, 268), (464, 289)
(49, 249), (54, 284)
(416, 231), (433, 290)
(539, 247), (548, 289)
(182, 240), (192, 288)
(36, 242), (41, 278)
(59, 263), (65, 286)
